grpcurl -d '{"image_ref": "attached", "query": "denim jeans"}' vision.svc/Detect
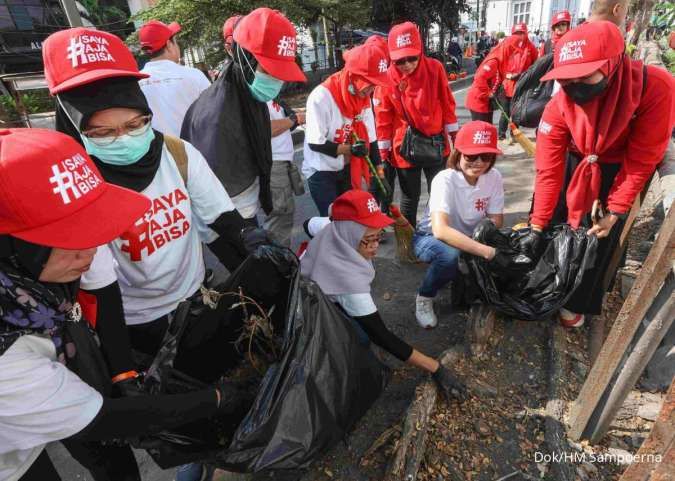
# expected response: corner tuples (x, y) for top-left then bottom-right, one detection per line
(413, 232), (460, 298)
(307, 168), (350, 216)
(176, 463), (203, 481)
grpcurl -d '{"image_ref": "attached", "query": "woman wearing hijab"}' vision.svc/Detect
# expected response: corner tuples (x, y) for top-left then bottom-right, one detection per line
(45, 27), (256, 367)
(182, 8), (306, 225)
(302, 41), (391, 216)
(374, 22), (459, 228)
(518, 21), (675, 328)
(412, 121), (509, 328)
(539, 10), (571, 57)
(0, 129), (253, 481)
(497, 24), (538, 141)
(301, 190), (467, 401)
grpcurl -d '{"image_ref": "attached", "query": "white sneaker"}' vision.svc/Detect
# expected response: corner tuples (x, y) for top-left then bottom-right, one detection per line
(559, 307), (585, 328)
(416, 294), (438, 329)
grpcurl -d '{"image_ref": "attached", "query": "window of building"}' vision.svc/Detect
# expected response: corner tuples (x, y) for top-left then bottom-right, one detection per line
(513, 1), (531, 25)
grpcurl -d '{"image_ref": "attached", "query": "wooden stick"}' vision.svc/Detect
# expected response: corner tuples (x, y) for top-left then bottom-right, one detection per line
(569, 203), (675, 441)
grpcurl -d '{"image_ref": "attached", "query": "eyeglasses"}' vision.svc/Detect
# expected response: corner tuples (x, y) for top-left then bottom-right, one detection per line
(359, 235), (380, 247)
(394, 56), (419, 66)
(82, 114), (153, 146)
(463, 153), (496, 163)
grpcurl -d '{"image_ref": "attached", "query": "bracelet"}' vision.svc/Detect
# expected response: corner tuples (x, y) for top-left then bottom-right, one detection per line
(288, 113), (298, 130)
(608, 211), (627, 221)
(111, 370), (139, 384)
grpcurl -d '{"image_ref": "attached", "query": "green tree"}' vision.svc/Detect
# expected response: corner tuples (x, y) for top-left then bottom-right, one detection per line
(132, 0), (371, 68)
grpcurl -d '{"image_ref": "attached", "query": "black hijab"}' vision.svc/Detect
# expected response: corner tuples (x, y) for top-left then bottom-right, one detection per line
(181, 45), (273, 213)
(55, 77), (164, 192)
(0, 236), (78, 356)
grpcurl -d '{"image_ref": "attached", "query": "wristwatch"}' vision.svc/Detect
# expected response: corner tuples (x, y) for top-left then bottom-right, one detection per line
(288, 112), (299, 131)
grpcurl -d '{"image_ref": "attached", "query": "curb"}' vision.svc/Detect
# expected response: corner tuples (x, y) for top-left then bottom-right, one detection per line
(291, 74), (474, 147)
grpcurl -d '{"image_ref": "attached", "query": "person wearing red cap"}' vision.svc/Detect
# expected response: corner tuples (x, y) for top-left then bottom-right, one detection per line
(182, 8), (306, 225)
(539, 10), (572, 57)
(301, 190), (467, 401)
(302, 41), (391, 216)
(138, 20), (211, 138)
(494, 24), (538, 141)
(44, 28), (260, 364)
(412, 121), (508, 328)
(0, 129), (254, 481)
(373, 22), (459, 228)
(520, 21), (675, 328)
(222, 14), (242, 58)
(465, 35), (526, 124)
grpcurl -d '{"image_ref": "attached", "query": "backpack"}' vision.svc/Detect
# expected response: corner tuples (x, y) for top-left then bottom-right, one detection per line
(510, 53), (555, 128)
(164, 134), (188, 184)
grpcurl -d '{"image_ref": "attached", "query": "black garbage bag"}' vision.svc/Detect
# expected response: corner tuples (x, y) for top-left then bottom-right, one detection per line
(140, 245), (387, 473)
(463, 220), (598, 320)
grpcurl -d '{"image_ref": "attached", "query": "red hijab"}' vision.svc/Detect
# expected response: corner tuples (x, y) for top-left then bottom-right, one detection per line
(559, 54), (644, 227)
(322, 70), (372, 189)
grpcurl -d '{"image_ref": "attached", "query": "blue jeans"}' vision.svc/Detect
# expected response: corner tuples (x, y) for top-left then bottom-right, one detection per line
(307, 168), (350, 216)
(413, 232), (460, 298)
(176, 463), (203, 481)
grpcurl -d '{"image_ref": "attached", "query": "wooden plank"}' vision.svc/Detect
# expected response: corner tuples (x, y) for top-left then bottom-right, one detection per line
(618, 380), (674, 481)
(568, 203), (675, 441)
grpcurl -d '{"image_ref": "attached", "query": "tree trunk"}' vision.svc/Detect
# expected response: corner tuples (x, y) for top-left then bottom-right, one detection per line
(628, 0), (657, 49)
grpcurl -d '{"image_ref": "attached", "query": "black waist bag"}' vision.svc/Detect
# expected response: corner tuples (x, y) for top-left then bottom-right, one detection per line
(400, 125), (445, 168)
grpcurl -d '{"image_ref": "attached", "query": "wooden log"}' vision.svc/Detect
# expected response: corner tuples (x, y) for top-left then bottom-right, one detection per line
(466, 303), (497, 358)
(587, 285), (674, 443)
(618, 380), (674, 481)
(568, 203), (675, 441)
(545, 323), (577, 481)
(384, 348), (463, 481)
(384, 380), (438, 481)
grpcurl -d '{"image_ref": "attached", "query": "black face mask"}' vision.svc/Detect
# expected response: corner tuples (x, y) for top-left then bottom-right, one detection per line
(562, 77), (609, 105)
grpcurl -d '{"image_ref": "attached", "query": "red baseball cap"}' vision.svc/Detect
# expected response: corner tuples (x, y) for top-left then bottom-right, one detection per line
(552, 10), (572, 27)
(541, 21), (625, 81)
(233, 8), (306, 83)
(139, 20), (181, 54)
(0, 129), (150, 249)
(331, 190), (393, 229)
(364, 35), (389, 60)
(43, 28), (148, 95)
(343, 42), (394, 87)
(454, 121), (503, 155)
(388, 22), (422, 61)
(512, 23), (528, 34)
(222, 15), (242, 44)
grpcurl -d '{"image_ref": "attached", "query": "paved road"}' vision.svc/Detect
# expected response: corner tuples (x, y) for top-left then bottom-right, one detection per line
(49, 81), (536, 481)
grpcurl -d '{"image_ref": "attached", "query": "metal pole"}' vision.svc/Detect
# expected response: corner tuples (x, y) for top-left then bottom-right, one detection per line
(59, 0), (83, 27)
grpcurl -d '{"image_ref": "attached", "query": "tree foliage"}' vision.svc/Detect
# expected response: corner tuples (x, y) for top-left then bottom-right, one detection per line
(132, 0), (371, 67)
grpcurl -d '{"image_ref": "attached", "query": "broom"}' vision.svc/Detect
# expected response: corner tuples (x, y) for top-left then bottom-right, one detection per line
(389, 204), (417, 263)
(493, 98), (537, 157)
(351, 132), (391, 201)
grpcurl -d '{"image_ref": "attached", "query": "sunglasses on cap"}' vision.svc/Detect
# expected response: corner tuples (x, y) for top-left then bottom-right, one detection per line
(463, 153), (496, 163)
(394, 56), (419, 66)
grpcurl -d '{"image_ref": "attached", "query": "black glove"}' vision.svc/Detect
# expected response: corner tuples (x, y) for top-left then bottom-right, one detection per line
(487, 248), (513, 270)
(432, 365), (467, 401)
(350, 140), (368, 157)
(517, 229), (542, 259)
(240, 226), (275, 254)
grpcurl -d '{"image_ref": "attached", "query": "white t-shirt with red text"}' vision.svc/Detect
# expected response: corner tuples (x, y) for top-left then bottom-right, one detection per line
(81, 141), (235, 325)
(417, 168), (504, 236)
(302, 85), (376, 179)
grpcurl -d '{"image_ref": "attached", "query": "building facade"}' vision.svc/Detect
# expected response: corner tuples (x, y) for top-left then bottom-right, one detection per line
(485, 0), (586, 36)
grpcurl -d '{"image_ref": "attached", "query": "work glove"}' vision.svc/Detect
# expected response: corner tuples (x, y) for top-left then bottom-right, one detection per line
(240, 226), (275, 254)
(350, 140), (368, 157)
(487, 248), (515, 270)
(517, 229), (543, 259)
(432, 365), (467, 401)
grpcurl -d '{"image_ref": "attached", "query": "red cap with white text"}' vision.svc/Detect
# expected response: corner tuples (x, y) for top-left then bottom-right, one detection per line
(331, 190), (393, 228)
(552, 10), (572, 27)
(0, 129), (150, 249)
(454, 121), (503, 155)
(43, 28), (148, 94)
(139, 20), (181, 53)
(388, 22), (422, 61)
